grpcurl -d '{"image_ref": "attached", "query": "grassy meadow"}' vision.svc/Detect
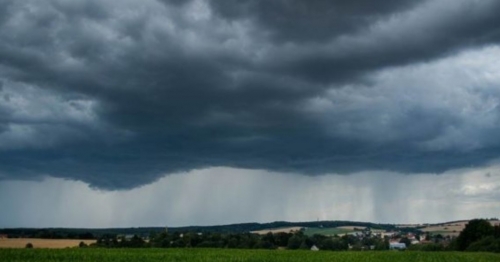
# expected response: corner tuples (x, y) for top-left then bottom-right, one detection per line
(303, 226), (386, 236)
(1, 248), (499, 262)
(303, 227), (353, 236)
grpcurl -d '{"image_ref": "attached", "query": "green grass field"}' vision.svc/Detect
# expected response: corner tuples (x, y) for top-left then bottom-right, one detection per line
(1, 249), (499, 262)
(304, 227), (354, 236)
(303, 227), (387, 237)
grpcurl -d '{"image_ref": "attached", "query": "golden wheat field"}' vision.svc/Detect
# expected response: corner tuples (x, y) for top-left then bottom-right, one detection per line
(0, 238), (96, 248)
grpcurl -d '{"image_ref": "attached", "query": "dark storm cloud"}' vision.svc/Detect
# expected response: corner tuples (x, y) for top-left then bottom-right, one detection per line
(209, 0), (420, 42)
(158, 0), (192, 6)
(259, 0), (500, 83)
(1, 0), (500, 189)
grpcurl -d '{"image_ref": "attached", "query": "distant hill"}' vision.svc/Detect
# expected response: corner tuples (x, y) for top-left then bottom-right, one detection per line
(0, 220), (397, 239)
(417, 219), (499, 237)
(3, 219), (496, 239)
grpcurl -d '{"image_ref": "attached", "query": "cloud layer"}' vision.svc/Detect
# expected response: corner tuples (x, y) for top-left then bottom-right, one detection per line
(1, 0), (500, 189)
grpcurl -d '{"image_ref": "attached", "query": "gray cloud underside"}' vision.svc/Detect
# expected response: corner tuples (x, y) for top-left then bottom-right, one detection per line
(1, 0), (500, 189)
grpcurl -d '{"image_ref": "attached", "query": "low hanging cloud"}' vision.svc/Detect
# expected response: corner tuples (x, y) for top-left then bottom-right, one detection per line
(1, 0), (500, 189)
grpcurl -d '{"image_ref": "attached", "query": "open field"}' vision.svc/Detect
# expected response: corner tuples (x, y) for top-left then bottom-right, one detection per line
(419, 219), (499, 237)
(0, 238), (96, 249)
(0, 248), (499, 262)
(395, 224), (423, 228)
(420, 224), (464, 237)
(304, 227), (354, 236)
(251, 226), (303, 235)
(336, 226), (366, 230)
(375, 219), (500, 237)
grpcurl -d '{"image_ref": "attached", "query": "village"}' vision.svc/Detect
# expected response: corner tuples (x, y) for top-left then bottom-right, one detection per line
(250, 219), (500, 251)
(1, 219), (499, 251)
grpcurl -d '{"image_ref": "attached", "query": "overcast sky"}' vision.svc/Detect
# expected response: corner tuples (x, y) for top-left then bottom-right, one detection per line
(1, 0), (500, 228)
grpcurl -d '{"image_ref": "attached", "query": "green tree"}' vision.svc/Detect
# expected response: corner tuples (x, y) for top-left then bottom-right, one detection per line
(129, 235), (145, 248)
(299, 241), (309, 250)
(456, 219), (494, 251)
(466, 236), (500, 253)
(227, 237), (238, 248)
(374, 239), (389, 250)
(494, 226), (500, 239)
(287, 235), (302, 250)
(274, 232), (292, 247)
(320, 238), (334, 250)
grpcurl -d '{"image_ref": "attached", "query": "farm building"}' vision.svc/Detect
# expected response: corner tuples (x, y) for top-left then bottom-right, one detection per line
(389, 242), (406, 250)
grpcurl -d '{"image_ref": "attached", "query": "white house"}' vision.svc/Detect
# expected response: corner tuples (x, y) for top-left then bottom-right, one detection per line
(389, 243), (406, 250)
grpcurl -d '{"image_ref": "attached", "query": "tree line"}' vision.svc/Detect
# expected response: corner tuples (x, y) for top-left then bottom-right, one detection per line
(89, 231), (389, 251)
(409, 219), (500, 253)
(454, 219), (500, 252)
(87, 219), (500, 253)
(0, 220), (397, 239)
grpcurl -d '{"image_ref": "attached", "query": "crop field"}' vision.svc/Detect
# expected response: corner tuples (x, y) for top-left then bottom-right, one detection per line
(420, 223), (466, 237)
(251, 226), (303, 235)
(417, 219), (500, 237)
(0, 238), (96, 248)
(304, 226), (387, 237)
(1, 248), (499, 262)
(304, 227), (352, 236)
